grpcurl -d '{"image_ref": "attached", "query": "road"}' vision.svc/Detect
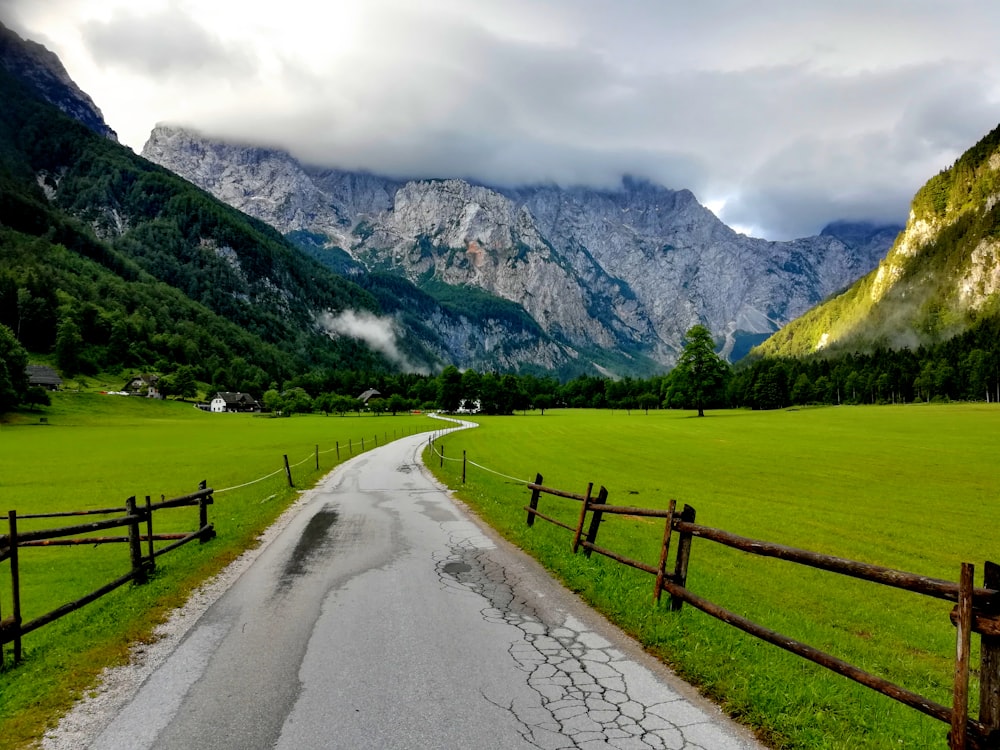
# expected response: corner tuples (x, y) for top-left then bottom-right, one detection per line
(74, 421), (764, 750)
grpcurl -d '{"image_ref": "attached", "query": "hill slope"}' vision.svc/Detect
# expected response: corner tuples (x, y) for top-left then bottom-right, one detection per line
(755, 123), (1000, 358)
(0, 25), (586, 379)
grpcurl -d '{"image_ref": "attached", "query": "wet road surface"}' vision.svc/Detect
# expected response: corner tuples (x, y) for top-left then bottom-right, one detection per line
(85, 421), (765, 750)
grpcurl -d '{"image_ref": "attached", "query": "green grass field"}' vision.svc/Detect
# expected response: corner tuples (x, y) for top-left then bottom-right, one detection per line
(425, 405), (1000, 750)
(0, 393), (439, 750)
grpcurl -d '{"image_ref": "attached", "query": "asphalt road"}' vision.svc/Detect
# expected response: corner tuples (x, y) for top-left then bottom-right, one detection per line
(84, 420), (764, 750)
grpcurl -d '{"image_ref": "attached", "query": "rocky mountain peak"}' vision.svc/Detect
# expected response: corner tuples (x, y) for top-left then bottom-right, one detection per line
(143, 126), (901, 370)
(0, 22), (117, 141)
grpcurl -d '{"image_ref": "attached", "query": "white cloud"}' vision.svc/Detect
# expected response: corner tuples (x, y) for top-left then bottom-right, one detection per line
(6, 0), (1000, 239)
(318, 309), (425, 373)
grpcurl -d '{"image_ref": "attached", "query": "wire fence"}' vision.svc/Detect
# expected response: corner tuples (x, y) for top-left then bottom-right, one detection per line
(425, 417), (534, 486)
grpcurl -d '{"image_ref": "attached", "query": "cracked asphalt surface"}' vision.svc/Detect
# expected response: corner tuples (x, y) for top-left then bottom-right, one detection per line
(77, 423), (765, 750)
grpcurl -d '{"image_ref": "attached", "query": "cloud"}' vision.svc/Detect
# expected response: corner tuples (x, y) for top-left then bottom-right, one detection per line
(7, 0), (1000, 239)
(318, 309), (424, 373)
(79, 4), (255, 79)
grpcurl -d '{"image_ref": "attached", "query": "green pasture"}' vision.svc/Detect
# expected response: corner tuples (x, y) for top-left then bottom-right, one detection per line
(425, 405), (1000, 750)
(0, 393), (438, 750)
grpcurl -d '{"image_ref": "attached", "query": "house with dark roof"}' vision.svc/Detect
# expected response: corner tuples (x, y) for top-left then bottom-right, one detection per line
(209, 391), (261, 413)
(26, 364), (62, 390)
(124, 374), (161, 398)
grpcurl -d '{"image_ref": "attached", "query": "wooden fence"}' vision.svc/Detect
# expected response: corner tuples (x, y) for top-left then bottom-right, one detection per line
(525, 473), (1000, 750)
(0, 483), (215, 667)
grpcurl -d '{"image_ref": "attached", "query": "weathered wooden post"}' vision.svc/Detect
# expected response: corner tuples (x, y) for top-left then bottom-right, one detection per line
(336, 441), (340, 460)
(145, 496), (155, 569)
(572, 483), (594, 554)
(8, 510), (22, 663)
(582, 486), (608, 558)
(374, 434), (378, 447)
(125, 497), (146, 585)
(361, 437), (365, 451)
(670, 504), (697, 612)
(198, 481), (216, 543)
(952, 563), (974, 750)
(440, 444), (445, 468)
(283, 455), (293, 487)
(979, 561), (1000, 743)
(527, 473), (543, 527)
(654, 499), (678, 603)
(315, 445), (319, 470)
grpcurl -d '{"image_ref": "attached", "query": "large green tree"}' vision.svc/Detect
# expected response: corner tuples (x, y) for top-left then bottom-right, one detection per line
(670, 324), (730, 417)
(0, 323), (29, 413)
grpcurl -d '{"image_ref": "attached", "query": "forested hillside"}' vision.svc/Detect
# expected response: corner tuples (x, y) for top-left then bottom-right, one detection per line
(0, 64), (417, 399)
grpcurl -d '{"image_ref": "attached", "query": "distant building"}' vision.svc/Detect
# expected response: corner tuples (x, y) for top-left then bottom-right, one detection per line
(123, 374), (161, 398)
(209, 391), (261, 413)
(26, 364), (62, 390)
(357, 388), (382, 404)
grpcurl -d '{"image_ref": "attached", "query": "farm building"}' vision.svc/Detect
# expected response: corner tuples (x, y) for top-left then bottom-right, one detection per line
(209, 392), (261, 413)
(123, 374), (162, 398)
(26, 364), (62, 390)
(358, 388), (381, 404)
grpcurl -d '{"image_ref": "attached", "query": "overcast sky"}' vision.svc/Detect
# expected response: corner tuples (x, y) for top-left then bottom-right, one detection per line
(4, 0), (1000, 239)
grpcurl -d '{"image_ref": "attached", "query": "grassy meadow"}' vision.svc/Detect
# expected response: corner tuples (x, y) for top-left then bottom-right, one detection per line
(0, 393), (439, 750)
(425, 404), (1000, 750)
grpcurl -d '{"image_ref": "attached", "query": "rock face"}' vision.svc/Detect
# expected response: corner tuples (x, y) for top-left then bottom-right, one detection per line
(0, 22), (117, 141)
(143, 125), (899, 367)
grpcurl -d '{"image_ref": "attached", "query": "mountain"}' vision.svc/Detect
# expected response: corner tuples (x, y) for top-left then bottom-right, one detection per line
(0, 22), (117, 142)
(0, 26), (601, 378)
(753, 123), (1000, 358)
(142, 126), (900, 368)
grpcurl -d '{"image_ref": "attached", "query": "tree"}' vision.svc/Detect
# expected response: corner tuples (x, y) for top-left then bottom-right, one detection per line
(387, 393), (408, 415)
(533, 393), (553, 415)
(0, 324), (29, 413)
(671, 325), (730, 417)
(437, 365), (463, 412)
(638, 392), (658, 414)
(262, 388), (283, 414)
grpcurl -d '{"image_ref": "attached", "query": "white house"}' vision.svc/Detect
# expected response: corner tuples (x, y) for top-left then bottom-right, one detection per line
(209, 392), (261, 413)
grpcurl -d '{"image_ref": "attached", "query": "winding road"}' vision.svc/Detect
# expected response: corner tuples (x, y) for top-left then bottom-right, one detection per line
(62, 421), (764, 750)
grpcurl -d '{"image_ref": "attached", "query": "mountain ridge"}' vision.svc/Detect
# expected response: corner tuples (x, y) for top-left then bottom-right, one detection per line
(143, 124), (901, 367)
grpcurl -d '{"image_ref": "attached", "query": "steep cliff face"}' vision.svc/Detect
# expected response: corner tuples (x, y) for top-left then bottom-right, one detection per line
(0, 22), (117, 141)
(143, 125), (897, 367)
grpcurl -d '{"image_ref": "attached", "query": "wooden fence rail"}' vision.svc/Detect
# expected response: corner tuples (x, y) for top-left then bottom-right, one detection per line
(524, 474), (1000, 750)
(0, 483), (215, 668)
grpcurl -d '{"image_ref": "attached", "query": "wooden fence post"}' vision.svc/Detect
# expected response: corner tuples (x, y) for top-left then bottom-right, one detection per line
(572, 483), (594, 554)
(979, 561), (1000, 742)
(336, 441), (340, 460)
(462, 450), (466, 484)
(8, 510), (22, 663)
(125, 497), (146, 585)
(583, 487), (608, 559)
(527, 473), (543, 526)
(362, 437), (365, 451)
(670, 504), (696, 612)
(374, 434), (378, 447)
(198, 481), (216, 544)
(145, 496), (155, 569)
(349, 438), (352, 455)
(315, 445), (319, 470)
(283, 455), (293, 487)
(951, 562), (974, 750)
(440, 444), (445, 468)
(654, 499), (678, 603)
